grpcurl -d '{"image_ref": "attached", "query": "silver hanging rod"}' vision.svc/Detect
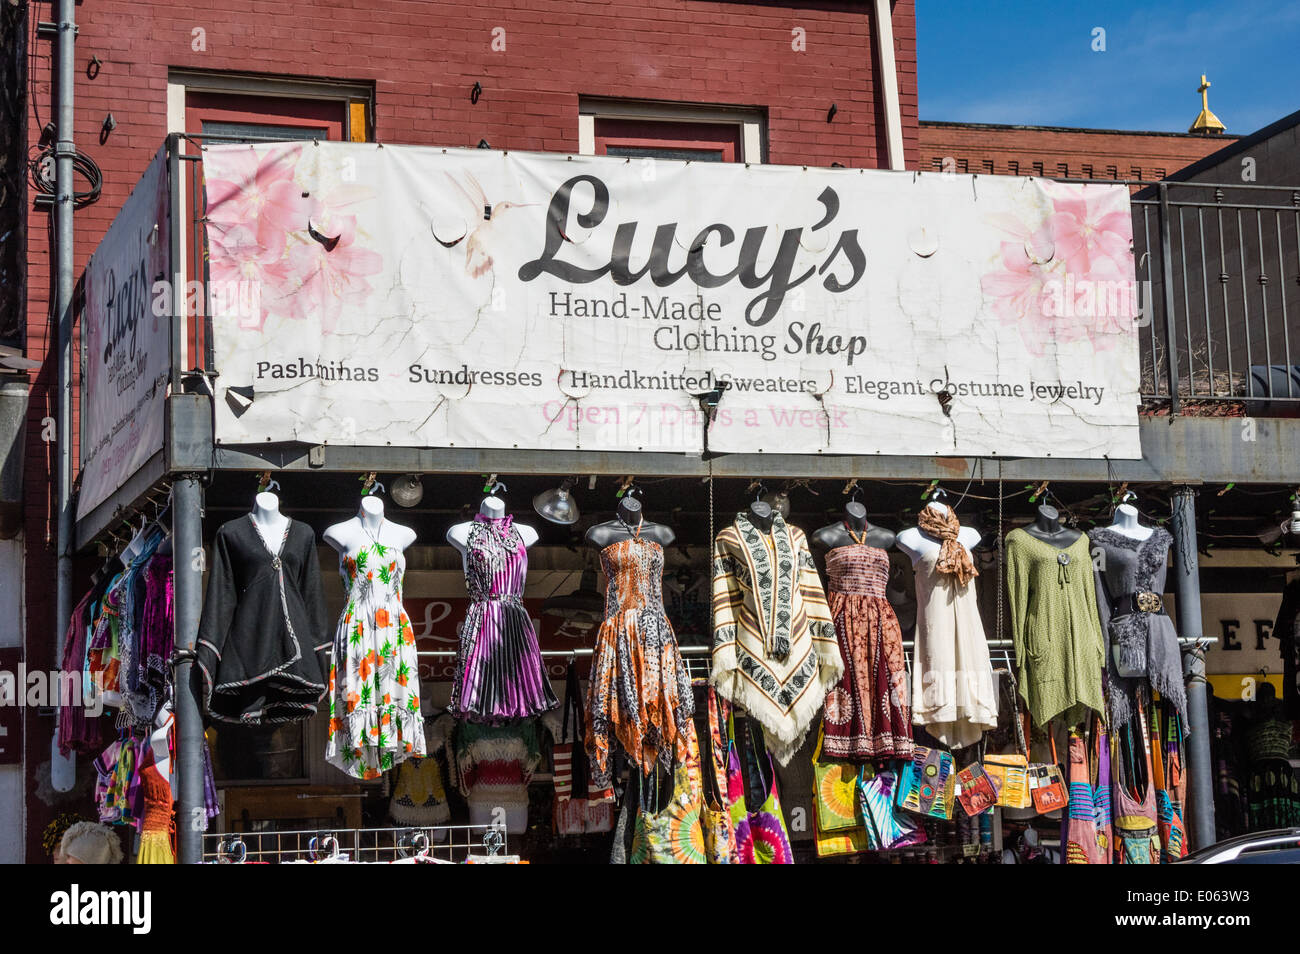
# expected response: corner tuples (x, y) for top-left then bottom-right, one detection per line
(415, 635), (1215, 660)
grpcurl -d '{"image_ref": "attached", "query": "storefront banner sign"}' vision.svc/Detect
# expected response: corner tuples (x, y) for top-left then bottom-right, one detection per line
(78, 147), (171, 520)
(203, 142), (1143, 458)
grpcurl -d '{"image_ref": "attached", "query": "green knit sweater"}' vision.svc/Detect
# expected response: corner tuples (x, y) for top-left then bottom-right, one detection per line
(1004, 529), (1106, 728)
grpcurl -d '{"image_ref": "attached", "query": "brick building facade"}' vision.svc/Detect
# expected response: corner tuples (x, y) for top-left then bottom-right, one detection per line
(12, 0), (918, 861)
(919, 120), (1236, 182)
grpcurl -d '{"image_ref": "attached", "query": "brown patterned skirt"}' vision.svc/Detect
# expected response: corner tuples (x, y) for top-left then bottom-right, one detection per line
(821, 592), (913, 761)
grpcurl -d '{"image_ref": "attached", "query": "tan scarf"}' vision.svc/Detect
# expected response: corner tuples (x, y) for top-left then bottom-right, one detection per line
(917, 504), (977, 588)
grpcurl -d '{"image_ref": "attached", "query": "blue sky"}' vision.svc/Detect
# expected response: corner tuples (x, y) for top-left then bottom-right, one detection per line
(917, 1), (1300, 134)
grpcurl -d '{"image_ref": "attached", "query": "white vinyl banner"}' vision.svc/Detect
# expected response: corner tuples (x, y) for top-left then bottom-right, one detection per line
(202, 143), (1143, 458)
(78, 147), (171, 520)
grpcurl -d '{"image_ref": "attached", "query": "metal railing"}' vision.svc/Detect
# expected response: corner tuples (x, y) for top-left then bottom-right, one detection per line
(1131, 180), (1300, 411)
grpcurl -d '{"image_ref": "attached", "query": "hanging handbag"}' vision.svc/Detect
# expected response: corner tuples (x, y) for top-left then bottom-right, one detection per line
(1063, 730), (1104, 864)
(629, 722), (707, 864)
(812, 724), (871, 858)
(551, 660), (614, 835)
(897, 745), (955, 819)
(983, 668), (1033, 809)
(954, 761), (999, 816)
(1151, 702), (1187, 862)
(701, 688), (738, 864)
(1113, 708), (1161, 864)
(731, 716), (794, 864)
(1029, 733), (1069, 814)
(857, 767), (926, 850)
(1091, 713), (1113, 863)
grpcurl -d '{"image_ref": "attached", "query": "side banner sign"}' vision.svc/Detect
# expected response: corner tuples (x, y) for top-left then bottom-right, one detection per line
(202, 143), (1143, 458)
(78, 147), (171, 520)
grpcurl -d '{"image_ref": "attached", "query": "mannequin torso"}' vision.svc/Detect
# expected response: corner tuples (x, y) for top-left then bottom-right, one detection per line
(585, 497), (675, 549)
(812, 502), (896, 551)
(1106, 503), (1153, 541)
(324, 496), (418, 556)
(249, 491), (291, 550)
(447, 496), (539, 571)
(1019, 504), (1082, 548)
(896, 502), (980, 565)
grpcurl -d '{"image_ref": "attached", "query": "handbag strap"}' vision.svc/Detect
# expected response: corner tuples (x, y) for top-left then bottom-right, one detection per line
(999, 668), (1028, 757)
(560, 659), (584, 743)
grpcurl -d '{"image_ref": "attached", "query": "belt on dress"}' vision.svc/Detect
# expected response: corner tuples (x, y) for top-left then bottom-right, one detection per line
(1111, 591), (1164, 616)
(479, 594), (523, 604)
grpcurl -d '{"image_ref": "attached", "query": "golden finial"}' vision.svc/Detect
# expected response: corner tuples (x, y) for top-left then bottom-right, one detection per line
(1189, 74), (1226, 135)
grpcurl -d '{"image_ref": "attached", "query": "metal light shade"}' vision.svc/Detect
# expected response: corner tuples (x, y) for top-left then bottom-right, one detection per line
(533, 480), (579, 525)
(542, 568), (604, 622)
(390, 474), (424, 508)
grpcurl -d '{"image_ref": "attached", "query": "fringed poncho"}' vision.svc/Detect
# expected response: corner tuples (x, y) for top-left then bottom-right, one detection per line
(711, 512), (843, 765)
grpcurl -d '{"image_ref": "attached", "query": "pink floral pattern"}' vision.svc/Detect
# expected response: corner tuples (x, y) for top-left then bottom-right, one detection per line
(980, 183), (1138, 354)
(204, 144), (382, 333)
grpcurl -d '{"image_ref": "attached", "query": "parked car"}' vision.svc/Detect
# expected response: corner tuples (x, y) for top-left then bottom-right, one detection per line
(1178, 829), (1300, 864)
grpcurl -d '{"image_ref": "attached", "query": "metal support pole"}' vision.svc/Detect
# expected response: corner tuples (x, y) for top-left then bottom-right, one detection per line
(51, 0), (78, 795)
(1170, 485), (1216, 849)
(172, 474), (206, 863)
(1157, 183), (1182, 414)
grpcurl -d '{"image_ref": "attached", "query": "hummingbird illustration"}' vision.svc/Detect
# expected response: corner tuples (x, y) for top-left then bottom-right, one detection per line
(432, 171), (533, 279)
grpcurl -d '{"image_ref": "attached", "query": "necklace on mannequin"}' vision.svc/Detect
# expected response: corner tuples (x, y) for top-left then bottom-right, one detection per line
(363, 517), (385, 550)
(618, 513), (643, 539)
(843, 520), (868, 547)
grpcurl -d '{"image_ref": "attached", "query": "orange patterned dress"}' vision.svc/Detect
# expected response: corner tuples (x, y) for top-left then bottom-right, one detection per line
(585, 533), (694, 800)
(821, 544), (913, 761)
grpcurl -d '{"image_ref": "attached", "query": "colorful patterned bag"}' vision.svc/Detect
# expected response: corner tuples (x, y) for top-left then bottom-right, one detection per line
(1064, 731), (1105, 863)
(730, 715), (793, 864)
(955, 761), (999, 816)
(897, 745), (955, 819)
(984, 753), (1032, 809)
(701, 689), (738, 864)
(1113, 711), (1161, 864)
(857, 768), (926, 850)
(1029, 734), (1069, 814)
(1152, 703), (1187, 862)
(813, 725), (871, 857)
(629, 722), (706, 864)
(1092, 714), (1113, 861)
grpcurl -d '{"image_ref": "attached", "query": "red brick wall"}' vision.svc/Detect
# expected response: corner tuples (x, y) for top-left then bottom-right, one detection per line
(918, 120), (1235, 181)
(20, 0), (918, 859)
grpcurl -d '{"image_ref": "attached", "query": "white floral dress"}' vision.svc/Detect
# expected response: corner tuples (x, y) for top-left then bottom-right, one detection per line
(326, 541), (426, 778)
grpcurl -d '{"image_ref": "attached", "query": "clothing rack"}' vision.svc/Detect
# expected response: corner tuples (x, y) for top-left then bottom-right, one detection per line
(202, 823), (510, 864)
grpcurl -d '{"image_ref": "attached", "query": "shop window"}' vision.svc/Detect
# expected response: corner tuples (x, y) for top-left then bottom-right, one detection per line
(593, 118), (741, 162)
(579, 99), (764, 163)
(169, 70), (372, 142)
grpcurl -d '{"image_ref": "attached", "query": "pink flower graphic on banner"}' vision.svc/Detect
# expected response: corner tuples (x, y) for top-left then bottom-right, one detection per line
(981, 183), (1138, 354)
(204, 143), (385, 334)
(207, 224), (295, 330)
(205, 144), (311, 257)
(1045, 188), (1133, 276)
(281, 214), (384, 333)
